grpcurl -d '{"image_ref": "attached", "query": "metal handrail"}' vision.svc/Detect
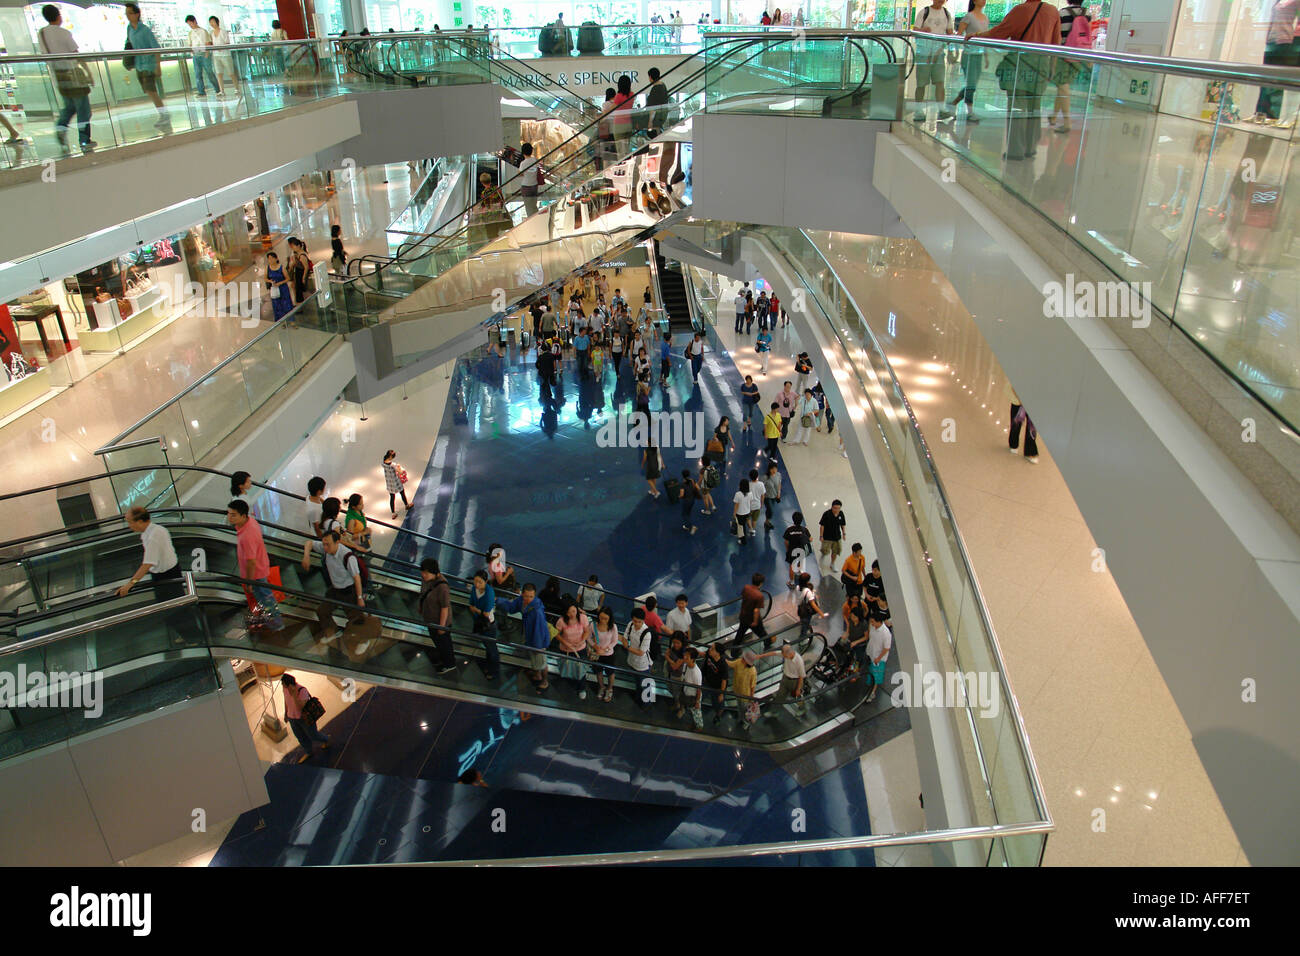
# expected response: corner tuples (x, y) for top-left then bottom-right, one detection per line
(93, 292), (334, 454)
(792, 229), (1052, 825)
(1, 572), (198, 653)
(385, 820), (1054, 867)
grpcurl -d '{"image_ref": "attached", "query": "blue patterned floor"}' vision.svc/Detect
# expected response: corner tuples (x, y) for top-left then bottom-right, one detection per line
(213, 690), (875, 865)
(391, 333), (805, 606)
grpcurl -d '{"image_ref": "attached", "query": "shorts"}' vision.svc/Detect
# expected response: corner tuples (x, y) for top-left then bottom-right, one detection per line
(868, 659), (886, 687)
(820, 539), (842, 558)
(660, 358), (670, 376)
(914, 55), (945, 90)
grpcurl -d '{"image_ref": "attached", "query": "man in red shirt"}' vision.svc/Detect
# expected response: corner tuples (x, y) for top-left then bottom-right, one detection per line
(228, 499), (284, 629)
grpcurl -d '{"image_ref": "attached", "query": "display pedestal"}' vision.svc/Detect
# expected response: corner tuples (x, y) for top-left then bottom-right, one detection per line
(81, 285), (169, 352)
(0, 366), (51, 419)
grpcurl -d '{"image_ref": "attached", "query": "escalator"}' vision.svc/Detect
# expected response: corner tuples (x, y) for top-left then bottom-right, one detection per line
(653, 240), (695, 334)
(334, 32), (892, 326)
(0, 468), (881, 765)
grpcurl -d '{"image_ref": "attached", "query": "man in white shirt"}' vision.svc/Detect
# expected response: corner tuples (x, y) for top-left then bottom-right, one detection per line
(762, 640), (806, 717)
(517, 141), (541, 216)
(621, 608), (655, 708)
(865, 618), (893, 703)
(681, 646), (702, 727)
(118, 506), (182, 601)
(578, 575), (605, 614)
(184, 14), (221, 96)
(38, 5), (96, 152)
(664, 593), (693, 636)
(301, 476), (327, 572)
(315, 531), (365, 638)
(733, 289), (747, 333)
(912, 0), (955, 122)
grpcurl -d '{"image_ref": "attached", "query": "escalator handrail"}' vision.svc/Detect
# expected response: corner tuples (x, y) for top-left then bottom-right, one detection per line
(0, 466), (755, 621)
(337, 34), (789, 288)
(1, 569), (860, 716)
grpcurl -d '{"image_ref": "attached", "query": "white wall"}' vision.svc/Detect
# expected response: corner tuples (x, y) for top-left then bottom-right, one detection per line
(874, 132), (1300, 866)
(691, 113), (912, 238)
(0, 661), (267, 865)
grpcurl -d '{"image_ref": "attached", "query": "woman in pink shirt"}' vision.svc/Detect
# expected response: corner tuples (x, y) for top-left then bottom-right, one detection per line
(589, 606), (619, 702)
(555, 601), (593, 699)
(281, 673), (328, 762)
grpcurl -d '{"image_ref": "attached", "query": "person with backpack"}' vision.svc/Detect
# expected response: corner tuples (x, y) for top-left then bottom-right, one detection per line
(783, 512), (812, 589)
(621, 606), (654, 707)
(315, 530), (365, 640)
(1052, 3), (1090, 133)
(698, 458), (719, 515)
(912, 0), (956, 123)
(793, 572), (827, 642)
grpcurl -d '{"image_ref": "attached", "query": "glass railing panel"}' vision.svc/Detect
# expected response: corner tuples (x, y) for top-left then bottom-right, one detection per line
(174, 359), (254, 463)
(895, 35), (1300, 432)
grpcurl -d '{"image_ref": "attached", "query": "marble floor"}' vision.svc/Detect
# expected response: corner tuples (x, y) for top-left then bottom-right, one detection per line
(809, 230), (1246, 866)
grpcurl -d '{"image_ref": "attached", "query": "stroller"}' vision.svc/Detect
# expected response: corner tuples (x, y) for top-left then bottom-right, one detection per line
(806, 634), (855, 692)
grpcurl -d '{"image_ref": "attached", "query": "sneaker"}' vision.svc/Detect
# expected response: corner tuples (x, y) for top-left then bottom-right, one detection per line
(436, 664), (457, 675)
(865, 688), (877, 704)
(1009, 447), (1019, 455)
(80, 140), (97, 150)
(578, 690), (588, 700)
(154, 116), (171, 129)
(1026, 455), (1040, 464)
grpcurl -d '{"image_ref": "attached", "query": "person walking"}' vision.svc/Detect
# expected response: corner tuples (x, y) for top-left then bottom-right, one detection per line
(642, 438), (664, 498)
(697, 458), (717, 516)
(818, 499), (847, 572)
(124, 4), (171, 130)
(794, 352), (813, 393)
(864, 615), (893, 703)
(659, 333), (672, 385)
(503, 582), (551, 689)
(761, 641), (807, 718)
(1008, 390), (1040, 462)
(733, 287), (747, 333)
(732, 477), (753, 542)
(775, 381), (797, 441)
(912, 0), (955, 122)
(784, 511), (812, 588)
(763, 403), (783, 460)
(208, 16), (241, 99)
(645, 66), (671, 130)
(793, 572), (827, 642)
(740, 375), (761, 433)
(184, 14), (221, 96)
(975, 0), (1061, 161)
(518, 141), (541, 216)
(381, 449), (411, 515)
(685, 332), (705, 382)
(761, 461), (782, 530)
(314, 530), (365, 640)
(38, 6), (95, 154)
(756, 326), (772, 373)
(679, 468), (702, 534)
(330, 224), (347, 273)
(735, 572), (767, 646)
(281, 674), (328, 761)
(952, 0), (989, 121)
(227, 499), (284, 629)
(117, 506), (181, 601)
(840, 542), (867, 599)
(419, 558), (457, 675)
(680, 646), (703, 728)
(790, 388), (819, 445)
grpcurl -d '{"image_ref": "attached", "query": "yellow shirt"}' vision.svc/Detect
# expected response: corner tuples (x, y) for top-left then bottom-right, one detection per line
(728, 659), (757, 698)
(763, 412), (781, 439)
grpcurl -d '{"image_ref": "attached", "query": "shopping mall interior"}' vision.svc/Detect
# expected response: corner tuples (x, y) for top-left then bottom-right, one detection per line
(0, 0), (1296, 872)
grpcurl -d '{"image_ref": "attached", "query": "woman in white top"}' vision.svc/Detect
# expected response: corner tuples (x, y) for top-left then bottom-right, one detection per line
(952, 0), (989, 122)
(732, 478), (753, 541)
(208, 16), (241, 97)
(747, 475), (765, 532)
(590, 607), (620, 702)
(791, 390), (819, 445)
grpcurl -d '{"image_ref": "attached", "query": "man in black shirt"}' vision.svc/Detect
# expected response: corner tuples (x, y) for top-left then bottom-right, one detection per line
(645, 66), (671, 131)
(700, 642), (729, 724)
(863, 558), (886, 613)
(783, 512), (812, 589)
(818, 499), (847, 572)
(535, 345), (557, 400)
